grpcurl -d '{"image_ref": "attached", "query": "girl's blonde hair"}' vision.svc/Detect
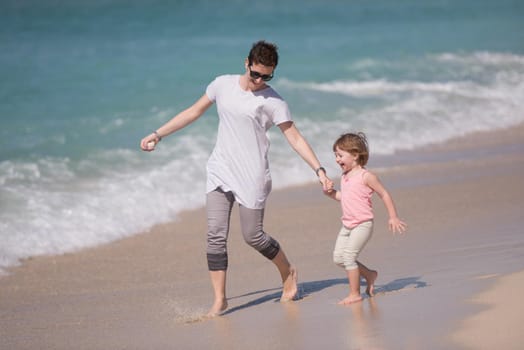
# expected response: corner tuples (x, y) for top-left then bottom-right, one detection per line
(333, 132), (369, 166)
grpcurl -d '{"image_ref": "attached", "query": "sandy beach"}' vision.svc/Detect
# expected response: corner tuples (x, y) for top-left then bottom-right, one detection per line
(1, 124), (524, 350)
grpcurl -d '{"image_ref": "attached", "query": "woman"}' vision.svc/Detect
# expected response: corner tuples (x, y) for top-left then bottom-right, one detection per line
(140, 40), (332, 316)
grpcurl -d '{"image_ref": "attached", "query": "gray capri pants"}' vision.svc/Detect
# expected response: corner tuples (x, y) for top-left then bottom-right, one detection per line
(206, 188), (280, 271)
(333, 220), (373, 270)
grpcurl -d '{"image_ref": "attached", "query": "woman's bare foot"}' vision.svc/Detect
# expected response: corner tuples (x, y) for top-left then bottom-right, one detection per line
(280, 266), (298, 302)
(365, 270), (378, 297)
(206, 298), (228, 317)
(338, 294), (363, 305)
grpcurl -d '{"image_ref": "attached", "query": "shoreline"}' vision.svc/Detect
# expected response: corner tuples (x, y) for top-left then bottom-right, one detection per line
(450, 269), (524, 349)
(1, 124), (524, 349)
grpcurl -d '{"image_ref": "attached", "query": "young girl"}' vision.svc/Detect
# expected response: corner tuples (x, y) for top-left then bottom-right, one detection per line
(324, 132), (407, 305)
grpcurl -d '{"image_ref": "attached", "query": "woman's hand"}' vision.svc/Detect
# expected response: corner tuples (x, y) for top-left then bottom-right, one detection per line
(318, 173), (334, 192)
(140, 133), (159, 152)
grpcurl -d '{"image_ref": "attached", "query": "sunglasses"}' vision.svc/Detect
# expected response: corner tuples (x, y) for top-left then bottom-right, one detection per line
(248, 66), (274, 81)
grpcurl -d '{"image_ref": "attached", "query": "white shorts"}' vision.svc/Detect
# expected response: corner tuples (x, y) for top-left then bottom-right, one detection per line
(333, 220), (373, 270)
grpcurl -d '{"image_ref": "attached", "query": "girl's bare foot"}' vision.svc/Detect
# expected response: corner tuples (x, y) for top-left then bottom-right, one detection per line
(206, 298), (228, 317)
(280, 266), (298, 302)
(338, 294), (363, 305)
(365, 270), (378, 297)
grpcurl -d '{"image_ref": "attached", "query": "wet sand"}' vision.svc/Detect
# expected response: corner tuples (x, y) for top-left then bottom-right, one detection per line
(1, 124), (523, 349)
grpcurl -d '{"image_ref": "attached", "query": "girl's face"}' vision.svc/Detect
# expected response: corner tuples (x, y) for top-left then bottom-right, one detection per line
(334, 146), (359, 173)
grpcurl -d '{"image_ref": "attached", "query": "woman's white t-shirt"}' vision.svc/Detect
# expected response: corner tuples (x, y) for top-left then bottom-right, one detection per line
(205, 74), (292, 209)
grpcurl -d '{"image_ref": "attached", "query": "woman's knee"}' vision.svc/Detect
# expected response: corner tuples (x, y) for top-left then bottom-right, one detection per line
(207, 218), (229, 254)
(242, 228), (280, 259)
(238, 205), (279, 259)
(242, 227), (265, 248)
(258, 237), (280, 260)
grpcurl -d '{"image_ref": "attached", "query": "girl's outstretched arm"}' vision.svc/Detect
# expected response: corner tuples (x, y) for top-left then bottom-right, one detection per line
(364, 171), (407, 234)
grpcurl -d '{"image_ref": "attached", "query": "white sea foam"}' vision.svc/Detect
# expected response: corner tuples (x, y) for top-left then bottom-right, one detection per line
(435, 51), (524, 66)
(0, 134), (212, 274)
(271, 51), (524, 181)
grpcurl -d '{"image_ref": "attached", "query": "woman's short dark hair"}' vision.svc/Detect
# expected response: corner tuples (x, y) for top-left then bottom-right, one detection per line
(248, 40), (279, 68)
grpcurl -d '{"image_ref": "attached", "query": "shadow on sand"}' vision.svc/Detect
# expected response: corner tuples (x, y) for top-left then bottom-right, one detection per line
(222, 276), (428, 316)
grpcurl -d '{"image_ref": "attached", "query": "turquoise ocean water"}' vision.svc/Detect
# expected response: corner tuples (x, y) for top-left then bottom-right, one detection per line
(1, 0), (523, 272)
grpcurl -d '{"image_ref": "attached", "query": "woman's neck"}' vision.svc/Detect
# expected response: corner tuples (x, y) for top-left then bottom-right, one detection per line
(239, 74), (267, 92)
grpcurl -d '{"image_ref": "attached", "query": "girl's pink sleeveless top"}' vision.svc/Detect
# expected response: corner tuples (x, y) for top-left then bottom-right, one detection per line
(340, 169), (374, 228)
